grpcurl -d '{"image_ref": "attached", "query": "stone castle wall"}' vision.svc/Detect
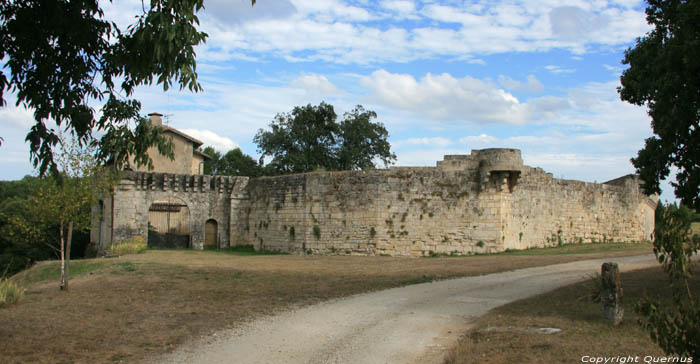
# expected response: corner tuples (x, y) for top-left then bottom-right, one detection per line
(241, 149), (656, 256)
(93, 149), (656, 256)
(91, 173), (249, 253)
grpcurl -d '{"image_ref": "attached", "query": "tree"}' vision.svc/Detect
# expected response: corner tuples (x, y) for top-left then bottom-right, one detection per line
(255, 102), (340, 174)
(32, 136), (118, 290)
(218, 148), (264, 177)
(201, 146), (263, 177)
(636, 203), (700, 359)
(619, 0), (700, 210)
(202, 146), (222, 175)
(254, 103), (396, 175)
(337, 106), (396, 171)
(0, 0), (255, 176)
(0, 176), (56, 276)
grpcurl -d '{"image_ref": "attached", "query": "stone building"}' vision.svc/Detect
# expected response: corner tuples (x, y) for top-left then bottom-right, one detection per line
(92, 136), (657, 256)
(131, 113), (210, 175)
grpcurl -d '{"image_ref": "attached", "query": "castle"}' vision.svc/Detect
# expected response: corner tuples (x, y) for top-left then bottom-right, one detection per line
(90, 114), (657, 256)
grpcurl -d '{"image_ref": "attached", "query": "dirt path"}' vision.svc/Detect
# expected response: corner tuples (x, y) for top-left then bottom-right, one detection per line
(152, 254), (658, 364)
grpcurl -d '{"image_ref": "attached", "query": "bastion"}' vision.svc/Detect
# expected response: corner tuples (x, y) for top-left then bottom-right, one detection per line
(91, 148), (657, 257)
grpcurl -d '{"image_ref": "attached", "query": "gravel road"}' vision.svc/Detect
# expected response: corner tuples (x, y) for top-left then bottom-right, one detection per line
(152, 254), (658, 364)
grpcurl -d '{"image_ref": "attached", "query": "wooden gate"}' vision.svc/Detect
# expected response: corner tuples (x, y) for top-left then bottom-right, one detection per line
(205, 219), (218, 247)
(148, 197), (190, 249)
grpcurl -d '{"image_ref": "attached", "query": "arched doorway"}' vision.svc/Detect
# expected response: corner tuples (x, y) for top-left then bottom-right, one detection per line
(205, 219), (218, 248)
(148, 196), (190, 249)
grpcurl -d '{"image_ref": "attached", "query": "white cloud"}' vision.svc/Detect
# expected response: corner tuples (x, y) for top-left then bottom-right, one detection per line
(179, 129), (239, 152)
(549, 6), (609, 41)
(545, 65), (576, 74)
(167, 1), (652, 64)
(498, 74), (544, 93)
(0, 103), (35, 130)
(291, 74), (342, 95)
(361, 69), (531, 124)
(459, 134), (500, 146)
(393, 137), (453, 148)
(380, 0), (417, 19)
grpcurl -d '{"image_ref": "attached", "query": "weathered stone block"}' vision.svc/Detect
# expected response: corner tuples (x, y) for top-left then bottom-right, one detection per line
(601, 262), (624, 325)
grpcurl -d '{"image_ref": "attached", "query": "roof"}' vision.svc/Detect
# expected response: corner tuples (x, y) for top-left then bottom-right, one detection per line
(162, 126), (204, 148)
(194, 148), (212, 160)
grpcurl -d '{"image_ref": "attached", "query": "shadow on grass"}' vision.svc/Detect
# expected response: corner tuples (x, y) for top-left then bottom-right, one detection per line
(424, 242), (652, 258)
(202, 245), (291, 256)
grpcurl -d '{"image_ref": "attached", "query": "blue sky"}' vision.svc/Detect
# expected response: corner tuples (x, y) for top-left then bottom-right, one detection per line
(0, 0), (677, 201)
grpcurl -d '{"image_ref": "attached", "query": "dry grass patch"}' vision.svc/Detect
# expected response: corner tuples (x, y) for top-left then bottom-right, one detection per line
(1, 242), (652, 364)
(691, 222), (700, 237)
(444, 266), (700, 364)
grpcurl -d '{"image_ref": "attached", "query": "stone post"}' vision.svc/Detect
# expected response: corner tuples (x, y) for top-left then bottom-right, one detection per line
(601, 262), (624, 325)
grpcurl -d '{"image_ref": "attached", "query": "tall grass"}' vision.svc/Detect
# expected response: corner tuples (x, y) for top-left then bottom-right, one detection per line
(110, 237), (147, 256)
(0, 278), (25, 307)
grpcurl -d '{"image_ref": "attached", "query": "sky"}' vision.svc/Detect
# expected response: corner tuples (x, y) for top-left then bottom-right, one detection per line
(0, 0), (677, 201)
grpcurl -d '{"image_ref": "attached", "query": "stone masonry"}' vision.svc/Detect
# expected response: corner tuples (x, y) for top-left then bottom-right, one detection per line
(92, 148), (657, 256)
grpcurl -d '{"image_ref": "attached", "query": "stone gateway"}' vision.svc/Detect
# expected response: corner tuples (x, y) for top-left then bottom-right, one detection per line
(92, 144), (656, 257)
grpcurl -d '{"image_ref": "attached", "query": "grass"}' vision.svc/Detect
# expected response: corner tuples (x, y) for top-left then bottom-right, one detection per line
(16, 260), (111, 285)
(0, 278), (25, 307)
(0, 241), (653, 364)
(498, 242), (651, 256)
(425, 242), (651, 258)
(110, 237), (148, 255)
(203, 244), (290, 256)
(691, 222), (700, 237)
(443, 266), (700, 364)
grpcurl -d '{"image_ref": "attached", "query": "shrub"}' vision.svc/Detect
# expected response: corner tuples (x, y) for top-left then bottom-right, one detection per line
(110, 237), (147, 256)
(0, 278), (25, 307)
(636, 203), (700, 359)
(313, 225), (321, 240)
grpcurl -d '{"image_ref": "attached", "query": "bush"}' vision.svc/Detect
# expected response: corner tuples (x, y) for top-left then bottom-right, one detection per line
(110, 237), (147, 256)
(636, 203), (700, 359)
(0, 278), (25, 307)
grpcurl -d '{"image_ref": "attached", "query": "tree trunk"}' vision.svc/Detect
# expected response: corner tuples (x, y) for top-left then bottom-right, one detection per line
(64, 220), (73, 291)
(59, 219), (66, 290)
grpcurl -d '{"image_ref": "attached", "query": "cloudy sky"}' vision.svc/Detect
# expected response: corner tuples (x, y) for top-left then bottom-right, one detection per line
(0, 0), (676, 201)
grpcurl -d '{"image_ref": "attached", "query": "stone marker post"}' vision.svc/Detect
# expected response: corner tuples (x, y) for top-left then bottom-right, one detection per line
(601, 262), (624, 325)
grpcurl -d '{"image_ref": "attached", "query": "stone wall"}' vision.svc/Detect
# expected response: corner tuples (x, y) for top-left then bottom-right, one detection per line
(92, 172), (249, 252)
(241, 149), (656, 256)
(94, 148), (656, 257)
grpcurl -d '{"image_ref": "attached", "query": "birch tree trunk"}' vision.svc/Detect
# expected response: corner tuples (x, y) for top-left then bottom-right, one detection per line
(60, 219), (66, 290)
(64, 220), (73, 291)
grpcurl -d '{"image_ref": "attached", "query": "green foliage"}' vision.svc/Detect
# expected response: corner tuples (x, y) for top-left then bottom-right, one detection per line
(202, 147), (264, 177)
(313, 225), (321, 240)
(336, 106), (396, 170)
(619, 0), (700, 210)
(0, 0), (254, 175)
(289, 226), (295, 240)
(202, 147), (222, 175)
(1, 136), (121, 289)
(0, 278), (25, 307)
(636, 203), (700, 359)
(476, 241), (485, 248)
(254, 103), (396, 175)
